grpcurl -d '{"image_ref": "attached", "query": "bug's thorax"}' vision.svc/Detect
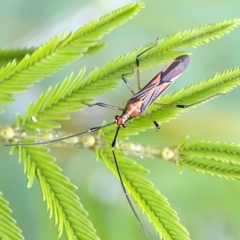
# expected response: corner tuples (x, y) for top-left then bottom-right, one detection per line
(115, 100), (143, 127)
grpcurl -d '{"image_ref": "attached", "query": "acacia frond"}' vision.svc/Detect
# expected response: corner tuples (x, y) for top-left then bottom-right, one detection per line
(0, 3), (144, 112)
(0, 192), (24, 240)
(20, 69), (86, 133)
(99, 148), (190, 240)
(179, 140), (240, 180)
(0, 47), (35, 67)
(160, 19), (240, 49)
(17, 145), (99, 239)
(77, 20), (240, 103)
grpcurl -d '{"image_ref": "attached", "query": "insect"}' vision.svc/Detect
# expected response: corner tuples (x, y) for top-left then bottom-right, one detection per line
(6, 41), (217, 234)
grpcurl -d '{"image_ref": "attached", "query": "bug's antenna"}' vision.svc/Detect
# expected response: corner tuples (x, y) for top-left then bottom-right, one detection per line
(5, 121), (116, 146)
(112, 126), (147, 235)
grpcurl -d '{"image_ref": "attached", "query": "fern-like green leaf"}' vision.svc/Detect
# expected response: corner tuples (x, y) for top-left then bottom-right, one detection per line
(99, 147), (190, 240)
(20, 69), (86, 133)
(75, 19), (240, 104)
(0, 3), (144, 112)
(179, 140), (240, 180)
(0, 192), (24, 240)
(165, 19), (240, 49)
(0, 47), (35, 67)
(18, 145), (100, 239)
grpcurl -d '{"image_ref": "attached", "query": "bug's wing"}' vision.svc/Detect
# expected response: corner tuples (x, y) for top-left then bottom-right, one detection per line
(129, 55), (190, 112)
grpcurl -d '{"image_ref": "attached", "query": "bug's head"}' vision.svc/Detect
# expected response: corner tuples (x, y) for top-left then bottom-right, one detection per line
(115, 115), (127, 128)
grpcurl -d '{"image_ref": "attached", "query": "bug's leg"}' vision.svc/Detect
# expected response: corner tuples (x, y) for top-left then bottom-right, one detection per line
(175, 93), (225, 108)
(84, 102), (124, 111)
(136, 38), (159, 90)
(146, 112), (160, 129)
(122, 65), (138, 95)
(154, 93), (225, 109)
(121, 38), (159, 96)
(111, 127), (147, 235)
(121, 68), (135, 95)
(5, 121), (116, 146)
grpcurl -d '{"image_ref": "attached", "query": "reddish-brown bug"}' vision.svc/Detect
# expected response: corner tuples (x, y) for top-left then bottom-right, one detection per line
(6, 41), (202, 233)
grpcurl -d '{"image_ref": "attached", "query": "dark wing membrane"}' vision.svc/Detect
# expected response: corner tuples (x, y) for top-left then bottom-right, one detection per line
(161, 55), (190, 83)
(128, 55), (190, 112)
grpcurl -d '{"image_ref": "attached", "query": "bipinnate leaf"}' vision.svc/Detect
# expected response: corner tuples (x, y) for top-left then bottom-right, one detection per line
(77, 19), (240, 106)
(179, 140), (240, 180)
(0, 47), (35, 67)
(20, 69), (86, 133)
(167, 19), (240, 49)
(18, 145), (99, 239)
(99, 148), (190, 240)
(0, 3), (144, 112)
(0, 192), (24, 240)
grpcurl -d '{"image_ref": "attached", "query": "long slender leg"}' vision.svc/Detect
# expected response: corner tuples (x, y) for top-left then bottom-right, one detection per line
(85, 102), (124, 111)
(111, 127), (147, 235)
(136, 39), (159, 90)
(5, 121), (116, 146)
(121, 39), (159, 95)
(121, 72), (135, 95)
(146, 112), (160, 129)
(154, 94), (225, 109)
(152, 95), (219, 127)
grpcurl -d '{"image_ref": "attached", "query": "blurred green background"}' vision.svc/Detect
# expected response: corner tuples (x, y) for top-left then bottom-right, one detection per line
(1, 0), (240, 239)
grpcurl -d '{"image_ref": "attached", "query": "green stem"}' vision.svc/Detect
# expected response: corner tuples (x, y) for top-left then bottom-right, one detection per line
(1, 125), (180, 164)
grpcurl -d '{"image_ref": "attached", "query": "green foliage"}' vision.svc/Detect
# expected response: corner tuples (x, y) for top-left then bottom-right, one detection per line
(1, 3), (240, 240)
(21, 69), (86, 133)
(0, 2), (144, 113)
(0, 192), (24, 240)
(18, 145), (100, 239)
(99, 148), (190, 240)
(179, 139), (240, 180)
(0, 47), (35, 68)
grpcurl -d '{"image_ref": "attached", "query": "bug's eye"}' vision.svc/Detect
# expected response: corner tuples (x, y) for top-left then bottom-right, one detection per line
(115, 115), (119, 120)
(122, 123), (127, 128)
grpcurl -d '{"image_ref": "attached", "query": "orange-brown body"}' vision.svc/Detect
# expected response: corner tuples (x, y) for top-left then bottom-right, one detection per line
(115, 100), (143, 127)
